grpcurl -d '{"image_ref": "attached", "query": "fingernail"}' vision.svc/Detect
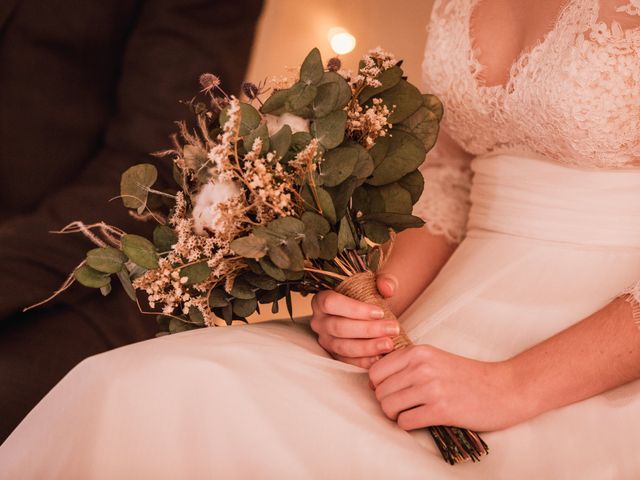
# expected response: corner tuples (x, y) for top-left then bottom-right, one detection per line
(377, 339), (392, 351)
(385, 324), (400, 336)
(370, 309), (385, 319)
(383, 276), (398, 294)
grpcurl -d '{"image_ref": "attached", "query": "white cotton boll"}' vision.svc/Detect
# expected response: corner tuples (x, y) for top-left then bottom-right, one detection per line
(191, 180), (241, 235)
(264, 113), (310, 137)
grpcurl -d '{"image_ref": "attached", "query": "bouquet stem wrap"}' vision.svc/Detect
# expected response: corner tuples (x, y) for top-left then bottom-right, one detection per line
(335, 271), (489, 465)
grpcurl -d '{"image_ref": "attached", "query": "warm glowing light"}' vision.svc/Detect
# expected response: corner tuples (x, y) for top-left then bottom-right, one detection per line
(328, 27), (356, 55)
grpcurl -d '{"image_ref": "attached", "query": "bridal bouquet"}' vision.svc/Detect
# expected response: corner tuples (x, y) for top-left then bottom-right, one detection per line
(33, 47), (487, 464)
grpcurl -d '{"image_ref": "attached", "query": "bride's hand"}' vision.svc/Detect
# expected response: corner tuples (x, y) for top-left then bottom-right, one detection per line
(310, 274), (400, 369)
(368, 345), (527, 432)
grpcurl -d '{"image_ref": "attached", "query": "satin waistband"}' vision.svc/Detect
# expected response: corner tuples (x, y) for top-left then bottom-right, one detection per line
(467, 152), (640, 247)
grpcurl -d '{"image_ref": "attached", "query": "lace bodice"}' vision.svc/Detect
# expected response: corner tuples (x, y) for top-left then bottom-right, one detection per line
(415, 0), (640, 244)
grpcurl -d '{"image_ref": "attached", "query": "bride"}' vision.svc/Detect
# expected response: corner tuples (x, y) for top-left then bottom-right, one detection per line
(2, 0), (640, 478)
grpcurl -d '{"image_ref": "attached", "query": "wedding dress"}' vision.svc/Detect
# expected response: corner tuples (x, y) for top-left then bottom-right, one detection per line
(2, 0), (640, 478)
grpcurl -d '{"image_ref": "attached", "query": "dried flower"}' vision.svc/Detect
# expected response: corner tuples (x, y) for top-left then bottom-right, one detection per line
(327, 57), (341, 72)
(192, 181), (243, 235)
(241, 82), (259, 99)
(199, 73), (221, 93)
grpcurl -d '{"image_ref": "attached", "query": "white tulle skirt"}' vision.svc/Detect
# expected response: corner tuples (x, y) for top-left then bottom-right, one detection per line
(2, 153), (640, 479)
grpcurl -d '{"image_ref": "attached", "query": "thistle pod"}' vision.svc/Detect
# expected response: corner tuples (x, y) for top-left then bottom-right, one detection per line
(327, 57), (341, 72)
(242, 81), (259, 99)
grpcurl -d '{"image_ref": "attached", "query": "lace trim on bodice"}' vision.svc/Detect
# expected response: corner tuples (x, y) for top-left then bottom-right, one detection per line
(422, 0), (640, 169)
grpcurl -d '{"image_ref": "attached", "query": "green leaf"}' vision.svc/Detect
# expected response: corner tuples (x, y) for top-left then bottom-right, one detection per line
(312, 82), (339, 118)
(268, 244), (291, 269)
(423, 93), (444, 122)
(361, 212), (425, 229)
(367, 130), (426, 186)
(208, 288), (229, 308)
(395, 95), (440, 152)
(285, 82), (317, 112)
(260, 88), (290, 115)
(169, 317), (191, 334)
(230, 278), (256, 299)
(86, 247), (126, 274)
(230, 235), (268, 259)
(153, 225), (178, 253)
(74, 264), (111, 289)
(121, 234), (159, 269)
(290, 131), (314, 152)
(299, 47), (324, 85)
(302, 185), (337, 225)
(338, 216), (357, 251)
(233, 297), (258, 317)
(319, 232), (338, 260)
(267, 217), (305, 237)
(270, 124), (292, 158)
(188, 306), (205, 325)
(363, 222), (390, 244)
(359, 65), (403, 103)
(398, 170), (425, 204)
(301, 229), (321, 258)
(117, 270), (137, 302)
(244, 272), (278, 290)
(379, 183), (414, 214)
(284, 241), (304, 271)
(301, 211), (330, 235)
(318, 72), (352, 110)
(320, 146), (359, 187)
(259, 258), (286, 282)
(325, 176), (360, 220)
(349, 143), (375, 181)
(120, 164), (158, 211)
(244, 123), (270, 154)
(311, 110), (347, 149)
(220, 102), (261, 136)
(179, 261), (210, 285)
(369, 135), (391, 169)
(374, 79), (424, 124)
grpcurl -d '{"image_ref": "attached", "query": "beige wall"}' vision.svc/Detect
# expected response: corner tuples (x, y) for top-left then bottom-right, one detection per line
(247, 0), (435, 322)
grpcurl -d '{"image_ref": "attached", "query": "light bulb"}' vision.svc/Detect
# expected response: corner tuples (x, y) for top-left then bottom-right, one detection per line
(328, 27), (356, 55)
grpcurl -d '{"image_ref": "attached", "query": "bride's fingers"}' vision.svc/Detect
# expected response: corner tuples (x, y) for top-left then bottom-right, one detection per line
(396, 404), (443, 431)
(373, 371), (413, 401)
(324, 336), (395, 358)
(320, 316), (400, 339)
(333, 354), (381, 369)
(312, 290), (385, 320)
(379, 386), (426, 421)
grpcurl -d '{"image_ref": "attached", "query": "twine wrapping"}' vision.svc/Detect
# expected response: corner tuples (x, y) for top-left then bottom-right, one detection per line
(335, 271), (489, 465)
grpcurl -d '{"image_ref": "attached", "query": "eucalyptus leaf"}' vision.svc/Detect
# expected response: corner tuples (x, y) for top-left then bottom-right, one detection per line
(319, 232), (338, 260)
(301, 186), (337, 225)
(220, 102), (261, 136)
(367, 130), (426, 186)
(338, 216), (357, 251)
(311, 110), (346, 149)
(270, 124), (292, 158)
(244, 272), (278, 290)
(359, 65), (403, 103)
(230, 278), (256, 299)
(320, 147), (359, 187)
(260, 88), (290, 115)
(121, 234), (159, 269)
(169, 318), (190, 334)
(318, 71), (352, 110)
(208, 288), (229, 308)
(395, 95), (440, 152)
(423, 93), (444, 122)
(374, 79), (424, 124)
(267, 217), (305, 237)
(259, 258), (287, 282)
(369, 135), (391, 169)
(117, 270), (137, 302)
(361, 212), (425, 229)
(301, 211), (330, 235)
(379, 183), (414, 214)
(188, 306), (205, 325)
(86, 247), (126, 274)
(325, 176), (359, 220)
(244, 123), (270, 154)
(284, 241), (304, 271)
(74, 264), (111, 289)
(230, 235), (268, 259)
(301, 229), (321, 258)
(285, 82), (317, 112)
(233, 297), (258, 317)
(363, 222), (390, 244)
(179, 261), (210, 285)
(268, 244), (291, 269)
(153, 225), (178, 253)
(398, 170), (425, 204)
(312, 82), (339, 118)
(299, 47), (324, 85)
(120, 164), (158, 211)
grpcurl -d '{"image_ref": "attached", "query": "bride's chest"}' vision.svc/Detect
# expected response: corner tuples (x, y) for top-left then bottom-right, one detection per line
(423, 0), (640, 168)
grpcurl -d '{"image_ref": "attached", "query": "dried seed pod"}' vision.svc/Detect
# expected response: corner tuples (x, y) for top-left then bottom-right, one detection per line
(327, 57), (341, 72)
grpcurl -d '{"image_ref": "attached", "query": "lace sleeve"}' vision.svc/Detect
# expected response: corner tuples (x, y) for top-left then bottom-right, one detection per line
(413, 128), (473, 244)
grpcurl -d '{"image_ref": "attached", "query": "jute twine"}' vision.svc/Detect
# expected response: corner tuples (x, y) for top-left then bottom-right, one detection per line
(335, 271), (412, 350)
(334, 270), (489, 465)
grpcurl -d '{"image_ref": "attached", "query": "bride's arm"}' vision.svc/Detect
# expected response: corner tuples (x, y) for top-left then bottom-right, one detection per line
(369, 295), (640, 432)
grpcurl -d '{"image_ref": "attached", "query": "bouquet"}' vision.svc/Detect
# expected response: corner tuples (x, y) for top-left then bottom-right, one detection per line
(32, 47), (488, 464)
